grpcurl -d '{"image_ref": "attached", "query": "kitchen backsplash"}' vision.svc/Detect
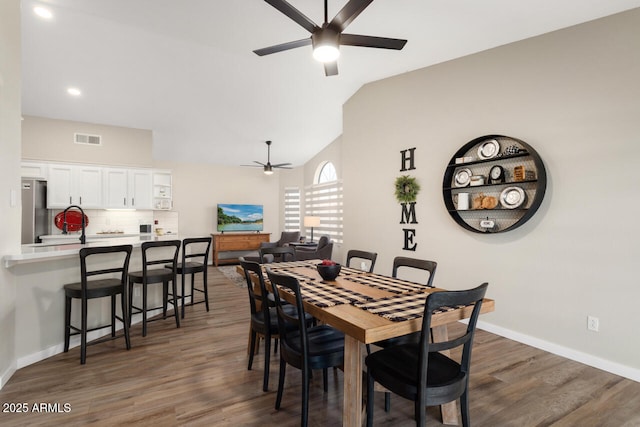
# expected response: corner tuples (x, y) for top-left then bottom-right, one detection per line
(47, 209), (179, 236)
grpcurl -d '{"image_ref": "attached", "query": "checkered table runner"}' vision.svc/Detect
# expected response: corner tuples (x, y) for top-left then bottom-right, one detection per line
(344, 275), (432, 294)
(263, 262), (371, 308)
(277, 280), (371, 308)
(264, 262), (365, 281)
(262, 260), (317, 270)
(300, 263), (365, 277)
(353, 291), (472, 322)
(266, 267), (319, 284)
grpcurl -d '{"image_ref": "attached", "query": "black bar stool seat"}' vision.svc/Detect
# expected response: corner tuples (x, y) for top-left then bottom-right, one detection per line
(128, 240), (181, 337)
(64, 244), (133, 364)
(166, 237), (212, 318)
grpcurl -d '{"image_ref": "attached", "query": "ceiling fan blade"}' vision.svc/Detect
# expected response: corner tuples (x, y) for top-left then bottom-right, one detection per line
(241, 164), (265, 168)
(274, 166), (293, 169)
(253, 160), (267, 166)
(329, 0), (374, 32)
(253, 38), (312, 56)
(324, 61), (339, 76)
(271, 163), (292, 167)
(264, 0), (319, 33)
(340, 33), (407, 50)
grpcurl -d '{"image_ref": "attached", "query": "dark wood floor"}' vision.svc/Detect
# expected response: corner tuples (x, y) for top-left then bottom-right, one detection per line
(1, 267), (639, 426)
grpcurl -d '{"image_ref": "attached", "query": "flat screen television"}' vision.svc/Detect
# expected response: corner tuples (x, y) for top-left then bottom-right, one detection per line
(217, 204), (264, 232)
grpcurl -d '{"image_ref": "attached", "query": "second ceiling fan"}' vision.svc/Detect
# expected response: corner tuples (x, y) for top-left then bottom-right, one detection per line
(243, 140), (292, 175)
(254, 0), (407, 76)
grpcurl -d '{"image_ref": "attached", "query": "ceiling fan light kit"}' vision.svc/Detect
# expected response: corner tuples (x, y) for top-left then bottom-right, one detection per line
(255, 0), (407, 76)
(312, 27), (340, 62)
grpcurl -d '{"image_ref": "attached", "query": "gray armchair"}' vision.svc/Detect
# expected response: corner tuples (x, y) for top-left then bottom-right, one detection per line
(260, 231), (300, 249)
(249, 231), (300, 263)
(294, 235), (333, 261)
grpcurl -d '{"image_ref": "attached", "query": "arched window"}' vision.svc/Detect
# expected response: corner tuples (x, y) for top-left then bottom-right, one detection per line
(306, 161), (343, 244)
(316, 161), (337, 184)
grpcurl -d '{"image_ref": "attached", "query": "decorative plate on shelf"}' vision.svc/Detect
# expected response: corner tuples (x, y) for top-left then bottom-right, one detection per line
(454, 168), (472, 187)
(54, 211), (89, 231)
(477, 139), (500, 160)
(499, 186), (526, 209)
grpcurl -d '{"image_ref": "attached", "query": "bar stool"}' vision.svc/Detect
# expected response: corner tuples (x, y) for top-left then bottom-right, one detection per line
(128, 240), (181, 336)
(63, 245), (133, 364)
(169, 237), (212, 318)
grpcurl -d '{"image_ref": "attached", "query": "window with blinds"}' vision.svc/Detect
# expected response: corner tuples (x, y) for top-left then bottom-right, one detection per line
(304, 180), (343, 244)
(284, 187), (301, 232)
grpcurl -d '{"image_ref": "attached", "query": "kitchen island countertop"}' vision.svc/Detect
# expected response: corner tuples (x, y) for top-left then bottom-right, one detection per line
(4, 234), (181, 268)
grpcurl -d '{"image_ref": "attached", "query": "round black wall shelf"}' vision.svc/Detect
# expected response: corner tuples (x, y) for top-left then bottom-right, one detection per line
(442, 135), (547, 233)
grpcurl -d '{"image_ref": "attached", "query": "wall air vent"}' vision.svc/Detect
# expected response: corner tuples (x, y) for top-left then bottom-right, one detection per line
(74, 132), (102, 146)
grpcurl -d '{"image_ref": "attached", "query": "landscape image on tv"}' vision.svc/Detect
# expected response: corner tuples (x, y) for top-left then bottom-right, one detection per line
(217, 204), (264, 232)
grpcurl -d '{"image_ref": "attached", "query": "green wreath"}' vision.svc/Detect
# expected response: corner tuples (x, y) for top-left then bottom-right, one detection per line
(394, 175), (420, 203)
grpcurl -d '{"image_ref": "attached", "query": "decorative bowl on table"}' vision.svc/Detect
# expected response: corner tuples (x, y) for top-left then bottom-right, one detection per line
(317, 261), (341, 281)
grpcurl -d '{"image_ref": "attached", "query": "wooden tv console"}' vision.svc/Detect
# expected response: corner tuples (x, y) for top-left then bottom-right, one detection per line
(211, 232), (270, 266)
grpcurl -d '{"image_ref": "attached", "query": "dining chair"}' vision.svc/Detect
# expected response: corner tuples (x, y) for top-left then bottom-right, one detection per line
(239, 258), (313, 391)
(346, 249), (378, 272)
(168, 237), (212, 318)
(392, 257), (437, 285)
(128, 240), (181, 337)
(370, 256), (438, 411)
(63, 244), (133, 364)
(365, 283), (489, 427)
(372, 257), (438, 351)
(259, 246), (296, 264)
(266, 268), (345, 427)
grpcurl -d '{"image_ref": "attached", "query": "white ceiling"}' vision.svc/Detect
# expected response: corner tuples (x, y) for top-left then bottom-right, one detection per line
(21, 0), (640, 167)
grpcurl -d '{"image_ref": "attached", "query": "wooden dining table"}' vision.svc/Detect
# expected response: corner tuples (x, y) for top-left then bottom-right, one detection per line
(237, 260), (495, 426)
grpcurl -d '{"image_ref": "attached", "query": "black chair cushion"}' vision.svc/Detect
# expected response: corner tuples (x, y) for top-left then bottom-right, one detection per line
(64, 278), (125, 299)
(252, 304), (312, 335)
(129, 268), (174, 284)
(366, 343), (464, 402)
(166, 261), (205, 273)
(372, 332), (420, 349)
(286, 325), (344, 362)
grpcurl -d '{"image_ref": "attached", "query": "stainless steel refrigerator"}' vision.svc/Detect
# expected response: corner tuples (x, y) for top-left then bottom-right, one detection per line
(22, 178), (49, 244)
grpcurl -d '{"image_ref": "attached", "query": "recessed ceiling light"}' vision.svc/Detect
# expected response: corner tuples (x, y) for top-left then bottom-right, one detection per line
(67, 87), (82, 96)
(33, 6), (53, 20)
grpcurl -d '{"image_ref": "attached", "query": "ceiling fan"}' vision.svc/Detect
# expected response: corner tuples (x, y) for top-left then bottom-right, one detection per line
(254, 0), (407, 76)
(243, 140), (292, 175)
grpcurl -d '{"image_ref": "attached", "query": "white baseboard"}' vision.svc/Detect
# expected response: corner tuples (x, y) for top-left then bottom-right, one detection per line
(15, 306), (170, 370)
(0, 361), (17, 389)
(477, 320), (640, 383)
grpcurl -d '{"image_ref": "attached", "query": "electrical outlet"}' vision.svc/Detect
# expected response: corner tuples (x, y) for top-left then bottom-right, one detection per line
(587, 315), (599, 332)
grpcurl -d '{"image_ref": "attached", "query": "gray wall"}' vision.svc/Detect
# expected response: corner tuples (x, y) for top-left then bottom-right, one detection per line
(342, 9), (640, 379)
(0, 0), (21, 387)
(22, 115), (153, 167)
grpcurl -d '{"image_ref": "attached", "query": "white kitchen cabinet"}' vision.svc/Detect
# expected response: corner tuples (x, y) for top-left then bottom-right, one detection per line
(129, 169), (153, 209)
(103, 168), (153, 209)
(21, 161), (49, 179)
(47, 164), (103, 209)
(102, 168), (128, 208)
(152, 170), (172, 210)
